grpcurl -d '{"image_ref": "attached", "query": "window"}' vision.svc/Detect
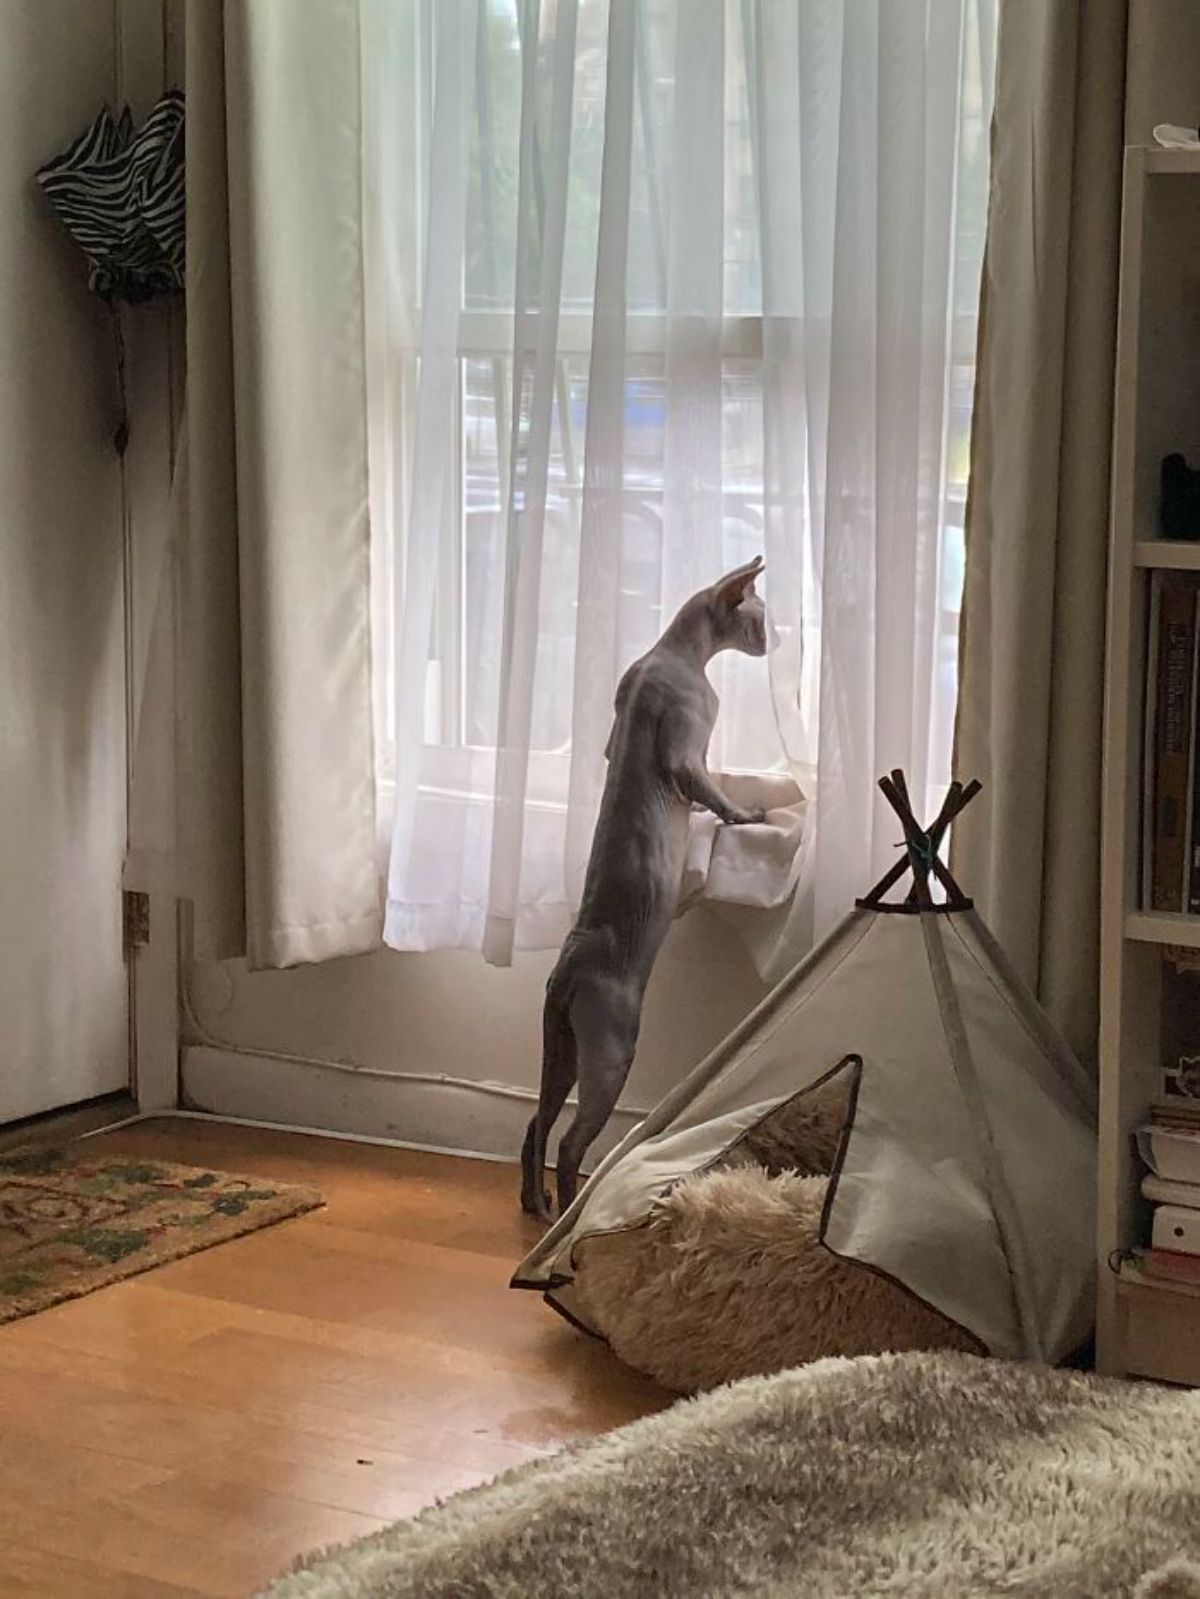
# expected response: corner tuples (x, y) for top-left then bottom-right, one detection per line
(367, 0), (998, 956)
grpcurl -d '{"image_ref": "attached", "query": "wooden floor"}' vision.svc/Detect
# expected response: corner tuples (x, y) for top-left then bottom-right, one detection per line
(0, 1119), (668, 1599)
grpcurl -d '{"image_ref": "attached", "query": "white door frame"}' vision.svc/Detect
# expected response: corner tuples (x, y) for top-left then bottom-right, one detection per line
(118, 0), (184, 1114)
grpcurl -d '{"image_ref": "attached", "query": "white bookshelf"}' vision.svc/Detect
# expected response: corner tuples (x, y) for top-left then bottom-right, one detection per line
(1133, 540), (1200, 572)
(1125, 911), (1200, 949)
(1098, 147), (1200, 1384)
(1144, 147), (1200, 176)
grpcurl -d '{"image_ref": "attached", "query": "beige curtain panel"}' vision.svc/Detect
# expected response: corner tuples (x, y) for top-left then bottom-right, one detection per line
(180, 0), (380, 968)
(953, 0), (1200, 1065)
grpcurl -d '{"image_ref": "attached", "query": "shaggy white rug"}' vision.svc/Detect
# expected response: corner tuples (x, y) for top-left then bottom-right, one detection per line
(258, 1351), (1200, 1599)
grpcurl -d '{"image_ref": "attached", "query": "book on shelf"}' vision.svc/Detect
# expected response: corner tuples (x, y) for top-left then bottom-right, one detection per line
(1190, 584), (1200, 912)
(1142, 571), (1162, 903)
(1150, 1097), (1200, 1130)
(1145, 571), (1200, 911)
(1143, 1172), (1200, 1209)
(1137, 1115), (1200, 1184)
(1127, 1246), (1200, 1288)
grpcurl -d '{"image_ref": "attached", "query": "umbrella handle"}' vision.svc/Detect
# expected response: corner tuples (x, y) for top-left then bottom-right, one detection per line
(110, 306), (130, 456)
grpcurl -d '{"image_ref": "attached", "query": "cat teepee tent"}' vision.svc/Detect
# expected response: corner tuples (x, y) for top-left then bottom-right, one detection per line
(513, 774), (1097, 1364)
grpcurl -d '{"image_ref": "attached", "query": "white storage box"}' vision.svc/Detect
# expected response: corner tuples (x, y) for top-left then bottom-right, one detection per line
(1152, 1204), (1200, 1257)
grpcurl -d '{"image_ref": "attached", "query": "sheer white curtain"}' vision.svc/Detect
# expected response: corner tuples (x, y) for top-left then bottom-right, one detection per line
(365, 0), (995, 970)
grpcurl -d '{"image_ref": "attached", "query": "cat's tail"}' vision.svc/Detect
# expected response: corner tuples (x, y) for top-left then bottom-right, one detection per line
(521, 985), (578, 1220)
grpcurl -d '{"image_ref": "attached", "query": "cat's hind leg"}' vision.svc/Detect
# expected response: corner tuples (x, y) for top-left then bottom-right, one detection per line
(555, 976), (639, 1218)
(521, 990), (577, 1221)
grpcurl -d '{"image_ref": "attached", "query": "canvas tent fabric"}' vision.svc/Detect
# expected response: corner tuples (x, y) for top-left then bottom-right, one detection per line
(512, 776), (1098, 1366)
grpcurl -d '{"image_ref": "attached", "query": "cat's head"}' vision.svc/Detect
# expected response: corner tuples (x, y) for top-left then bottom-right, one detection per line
(709, 556), (769, 656)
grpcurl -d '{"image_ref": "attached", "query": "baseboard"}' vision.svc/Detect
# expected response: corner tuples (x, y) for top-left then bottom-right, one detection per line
(0, 1091), (138, 1152)
(180, 1044), (646, 1164)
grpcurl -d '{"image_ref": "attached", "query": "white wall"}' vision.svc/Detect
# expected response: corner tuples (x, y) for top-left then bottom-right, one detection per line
(183, 908), (768, 1165)
(1126, 0), (1200, 143)
(0, 4), (129, 1122)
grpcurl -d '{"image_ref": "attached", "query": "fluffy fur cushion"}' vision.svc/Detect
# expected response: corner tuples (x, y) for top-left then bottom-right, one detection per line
(723, 1073), (853, 1175)
(573, 1164), (979, 1393)
(571, 1072), (975, 1393)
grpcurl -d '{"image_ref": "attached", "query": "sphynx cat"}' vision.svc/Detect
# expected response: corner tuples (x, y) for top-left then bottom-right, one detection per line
(521, 556), (770, 1221)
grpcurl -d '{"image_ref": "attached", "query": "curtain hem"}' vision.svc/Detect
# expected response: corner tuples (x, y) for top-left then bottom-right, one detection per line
(250, 908), (384, 972)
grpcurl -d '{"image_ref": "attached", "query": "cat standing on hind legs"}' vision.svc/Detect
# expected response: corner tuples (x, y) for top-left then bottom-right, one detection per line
(520, 557), (770, 1222)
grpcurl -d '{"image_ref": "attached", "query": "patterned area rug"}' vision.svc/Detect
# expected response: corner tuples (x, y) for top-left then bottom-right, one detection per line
(0, 1143), (323, 1322)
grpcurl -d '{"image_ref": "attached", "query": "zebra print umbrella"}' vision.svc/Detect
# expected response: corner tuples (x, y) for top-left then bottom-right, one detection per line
(37, 92), (184, 453)
(37, 91), (185, 305)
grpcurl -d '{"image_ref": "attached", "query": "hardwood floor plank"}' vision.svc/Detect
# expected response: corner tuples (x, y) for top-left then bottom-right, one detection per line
(0, 1120), (668, 1596)
(0, 1538), (202, 1599)
(0, 1360), (485, 1516)
(0, 1482), (264, 1597)
(3, 1277), (659, 1426)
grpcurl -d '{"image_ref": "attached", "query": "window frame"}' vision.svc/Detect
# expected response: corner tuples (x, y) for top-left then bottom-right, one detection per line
(381, 0), (991, 785)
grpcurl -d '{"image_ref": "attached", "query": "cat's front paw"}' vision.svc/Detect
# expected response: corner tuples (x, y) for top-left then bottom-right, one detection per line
(726, 806), (766, 826)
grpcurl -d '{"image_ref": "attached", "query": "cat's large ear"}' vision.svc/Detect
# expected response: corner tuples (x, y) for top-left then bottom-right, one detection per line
(713, 555), (764, 608)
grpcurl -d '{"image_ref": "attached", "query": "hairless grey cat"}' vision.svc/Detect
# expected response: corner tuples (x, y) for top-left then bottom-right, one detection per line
(521, 556), (769, 1220)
